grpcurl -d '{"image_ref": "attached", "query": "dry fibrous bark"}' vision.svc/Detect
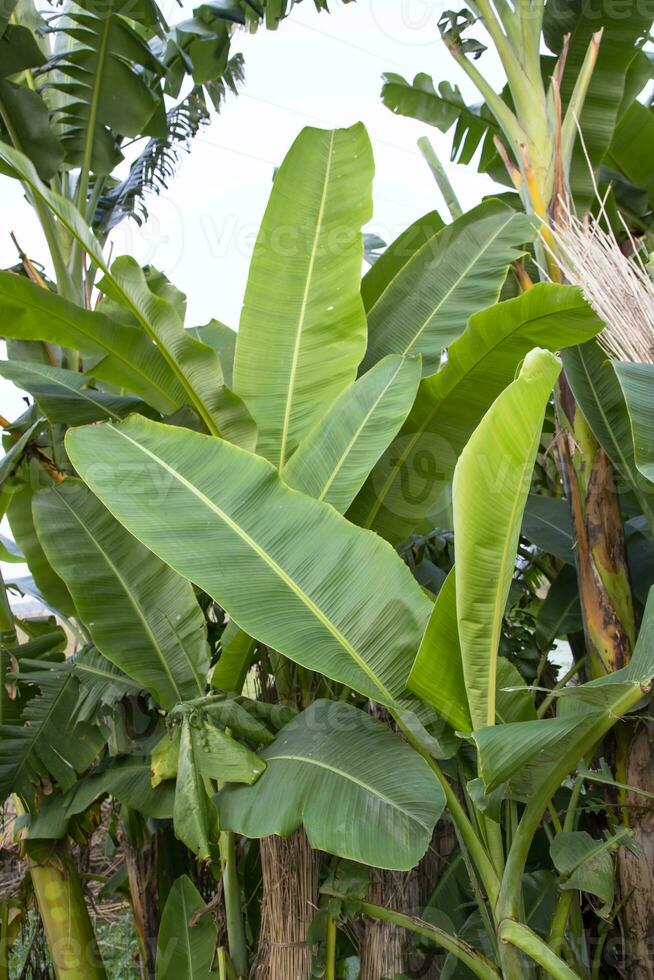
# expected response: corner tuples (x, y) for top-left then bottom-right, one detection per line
(254, 831), (319, 980)
(360, 825), (457, 980)
(617, 720), (654, 980)
(360, 868), (420, 980)
(121, 827), (159, 980)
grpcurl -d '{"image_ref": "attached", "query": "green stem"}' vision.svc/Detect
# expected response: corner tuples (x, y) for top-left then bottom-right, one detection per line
(498, 684), (644, 929)
(325, 912), (337, 980)
(445, 42), (524, 151)
(499, 919), (580, 979)
(330, 897), (501, 980)
(467, 0), (521, 89)
(537, 657), (587, 718)
(394, 713), (500, 910)
(26, 838), (107, 980)
(548, 890), (575, 958)
(219, 832), (248, 978)
(416, 137), (463, 219)
(563, 777), (584, 833)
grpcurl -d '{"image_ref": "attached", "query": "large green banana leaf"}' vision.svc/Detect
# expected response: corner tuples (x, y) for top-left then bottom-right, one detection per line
(98, 258), (255, 448)
(173, 716), (218, 859)
(605, 101), (654, 200)
(71, 647), (143, 722)
(361, 210), (444, 309)
(454, 348), (561, 730)
(0, 359), (151, 424)
(0, 144), (253, 445)
(0, 78), (63, 180)
(535, 566), (582, 647)
(361, 200), (534, 376)
(0, 271), (183, 413)
(66, 416), (432, 708)
(210, 622), (256, 692)
(218, 700), (445, 870)
(156, 876), (217, 980)
(189, 320), (236, 387)
(473, 588), (654, 800)
(49, 1), (164, 174)
(33, 480), (209, 710)
(349, 283), (601, 545)
(0, 418), (41, 486)
(171, 713), (264, 858)
(284, 354), (421, 513)
(615, 362), (654, 486)
(233, 124), (373, 468)
(521, 495), (574, 564)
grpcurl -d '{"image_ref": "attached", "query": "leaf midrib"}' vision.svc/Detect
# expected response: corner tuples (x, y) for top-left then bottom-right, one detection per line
(278, 130), (335, 469)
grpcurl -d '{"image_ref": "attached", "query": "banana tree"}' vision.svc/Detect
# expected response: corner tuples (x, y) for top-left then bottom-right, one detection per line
(2, 110), (652, 980)
(381, 1), (654, 971)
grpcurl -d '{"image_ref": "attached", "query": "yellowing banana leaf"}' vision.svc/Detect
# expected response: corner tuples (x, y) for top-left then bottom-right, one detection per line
(284, 354), (421, 513)
(233, 124), (373, 468)
(218, 700), (445, 870)
(361, 199), (535, 376)
(453, 348), (561, 730)
(33, 480), (209, 710)
(66, 415), (432, 708)
(349, 283), (601, 545)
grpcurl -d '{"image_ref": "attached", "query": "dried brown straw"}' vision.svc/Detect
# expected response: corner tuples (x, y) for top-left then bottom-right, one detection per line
(549, 197), (654, 365)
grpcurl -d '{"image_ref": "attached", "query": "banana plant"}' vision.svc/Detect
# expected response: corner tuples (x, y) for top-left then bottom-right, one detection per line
(382, 2), (654, 972)
(2, 107), (650, 980)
